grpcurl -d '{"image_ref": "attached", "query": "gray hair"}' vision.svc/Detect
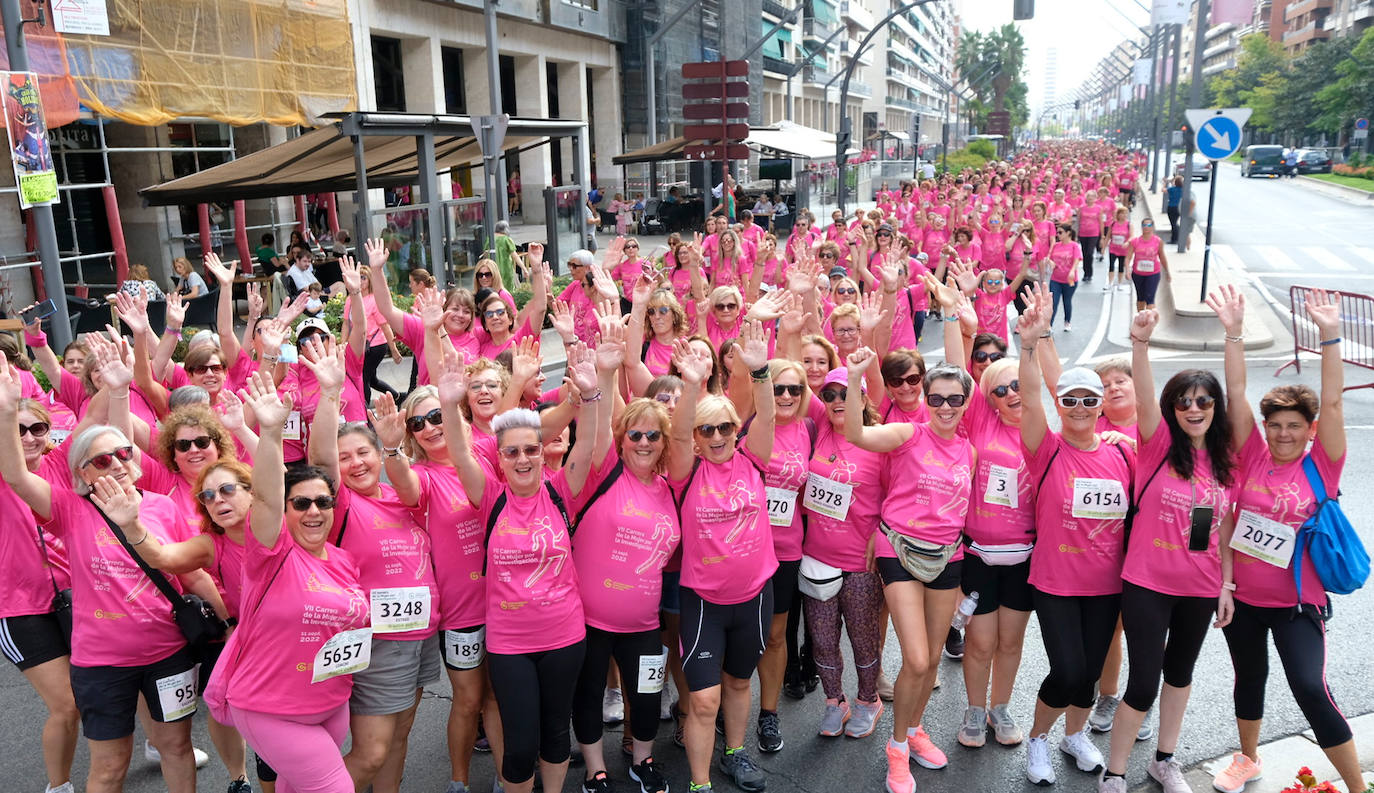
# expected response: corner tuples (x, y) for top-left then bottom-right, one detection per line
(494, 220), (510, 234)
(68, 425), (141, 495)
(338, 421), (381, 451)
(925, 362), (974, 397)
(492, 408), (542, 445)
(567, 249), (594, 267)
(169, 385), (211, 409)
(188, 330), (220, 350)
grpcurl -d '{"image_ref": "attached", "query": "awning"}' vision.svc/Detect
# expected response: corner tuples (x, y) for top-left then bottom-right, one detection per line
(745, 120), (839, 159)
(810, 0), (838, 26)
(869, 130), (910, 142)
(611, 136), (710, 166)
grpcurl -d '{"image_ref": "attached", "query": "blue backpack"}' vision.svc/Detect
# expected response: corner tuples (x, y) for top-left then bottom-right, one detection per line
(1292, 456), (1370, 601)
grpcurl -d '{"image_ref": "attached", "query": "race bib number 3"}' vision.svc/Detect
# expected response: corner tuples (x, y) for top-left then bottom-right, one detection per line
(370, 587), (431, 633)
(155, 667), (198, 721)
(983, 464), (1019, 508)
(802, 473), (854, 521)
(1072, 478), (1127, 519)
(443, 627), (487, 670)
(313, 627), (372, 682)
(283, 410), (302, 441)
(1230, 510), (1296, 569)
(638, 646), (669, 694)
(765, 486), (799, 527)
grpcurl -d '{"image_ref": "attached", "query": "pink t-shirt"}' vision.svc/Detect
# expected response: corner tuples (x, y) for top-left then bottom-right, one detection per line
(963, 407), (1035, 549)
(644, 336), (675, 376)
(400, 313), (481, 387)
(880, 396), (929, 426)
(572, 451), (681, 633)
(1024, 432), (1134, 596)
(975, 288), (1016, 341)
(414, 461), (488, 630)
(280, 346), (367, 463)
(1232, 427), (1339, 608)
(138, 455), (201, 527)
(1121, 428), (1236, 598)
(1106, 221), (1131, 256)
(209, 531), (247, 619)
(802, 422), (882, 572)
(0, 451), (71, 619)
(41, 489), (190, 667)
(330, 484), (439, 642)
(674, 452), (778, 605)
(874, 423), (974, 556)
(1129, 235), (1163, 276)
(557, 282), (601, 345)
(477, 317), (537, 361)
(1049, 241), (1080, 284)
(1078, 203), (1103, 238)
(480, 470), (585, 654)
(1095, 414), (1139, 443)
(754, 420), (812, 562)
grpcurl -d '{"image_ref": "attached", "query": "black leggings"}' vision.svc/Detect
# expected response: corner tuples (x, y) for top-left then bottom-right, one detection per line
(1223, 599), (1351, 748)
(1120, 581), (1214, 712)
(488, 641), (586, 783)
(571, 627), (663, 746)
(362, 343), (401, 405)
(1034, 590), (1121, 710)
(1079, 236), (1099, 280)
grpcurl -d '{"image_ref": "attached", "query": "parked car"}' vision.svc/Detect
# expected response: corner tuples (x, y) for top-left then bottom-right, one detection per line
(1241, 145), (1285, 177)
(1295, 148), (1333, 174)
(1174, 158), (1211, 181)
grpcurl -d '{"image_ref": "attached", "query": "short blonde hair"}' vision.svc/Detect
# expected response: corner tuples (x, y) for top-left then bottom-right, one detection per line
(615, 398), (672, 475)
(695, 394), (740, 428)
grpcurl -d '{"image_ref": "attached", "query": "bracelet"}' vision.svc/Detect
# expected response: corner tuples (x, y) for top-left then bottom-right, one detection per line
(24, 331), (46, 347)
(1040, 331), (1052, 339)
(129, 530), (149, 547)
(943, 314), (960, 323)
(750, 365), (770, 382)
(261, 355), (279, 365)
(1225, 334), (1244, 343)
(383, 446), (404, 458)
(164, 326), (182, 335)
(1320, 337), (1341, 347)
(1130, 335), (1150, 344)
(581, 390), (603, 403)
(1021, 344), (1037, 353)
(1221, 581), (1237, 592)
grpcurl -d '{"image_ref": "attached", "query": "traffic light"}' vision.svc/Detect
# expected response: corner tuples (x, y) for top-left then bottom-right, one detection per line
(1013, 0), (1034, 20)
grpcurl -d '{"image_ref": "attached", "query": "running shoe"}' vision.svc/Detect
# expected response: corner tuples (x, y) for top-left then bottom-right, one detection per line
(46, 785), (75, 793)
(719, 747), (767, 792)
(630, 757), (669, 793)
(582, 771), (614, 793)
(1137, 706), (1156, 741)
(145, 742), (210, 769)
(1098, 774), (1127, 793)
(988, 704), (1024, 746)
(603, 687), (625, 724)
(845, 699), (884, 739)
(1089, 694), (1119, 733)
(1148, 757), (1191, 793)
(1060, 730), (1105, 773)
(1103, 283), (1112, 291)
(1212, 752), (1262, 793)
(687, 785), (712, 793)
(885, 741), (915, 793)
(782, 664), (807, 700)
(757, 710), (784, 753)
(818, 698), (850, 737)
(1064, 323), (1072, 332)
(876, 672), (895, 702)
(957, 706), (987, 748)
(907, 725), (948, 769)
(228, 779), (253, 793)
(1026, 735), (1056, 786)
(445, 782), (469, 793)
(943, 627), (965, 660)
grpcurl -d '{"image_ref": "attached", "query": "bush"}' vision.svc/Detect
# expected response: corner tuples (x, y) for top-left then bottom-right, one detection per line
(513, 274), (574, 310)
(1333, 163), (1374, 180)
(966, 139), (997, 160)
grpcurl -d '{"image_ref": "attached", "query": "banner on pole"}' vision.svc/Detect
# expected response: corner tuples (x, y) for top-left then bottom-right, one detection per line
(1133, 59), (1153, 86)
(1210, 0), (1252, 27)
(1150, 0), (1189, 26)
(3, 72), (60, 209)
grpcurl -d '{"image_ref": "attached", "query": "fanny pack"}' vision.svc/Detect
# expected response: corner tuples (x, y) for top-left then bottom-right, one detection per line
(965, 540), (1034, 567)
(883, 522), (959, 583)
(798, 555), (844, 602)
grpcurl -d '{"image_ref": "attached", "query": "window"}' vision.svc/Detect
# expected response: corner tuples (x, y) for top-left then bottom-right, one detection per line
(563, 0), (597, 9)
(442, 47), (466, 114)
(372, 36), (406, 112)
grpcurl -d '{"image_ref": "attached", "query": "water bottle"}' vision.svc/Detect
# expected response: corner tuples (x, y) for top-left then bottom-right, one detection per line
(951, 592), (979, 630)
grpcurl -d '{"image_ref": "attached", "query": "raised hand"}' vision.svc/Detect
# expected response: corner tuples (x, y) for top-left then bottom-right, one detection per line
(435, 346), (468, 407)
(737, 319), (769, 371)
(631, 273), (656, 306)
(1131, 308), (1160, 341)
(565, 342), (598, 394)
(111, 289), (150, 336)
(369, 392), (407, 450)
(858, 290), (889, 335)
(920, 272), (961, 311)
(1303, 288), (1341, 339)
(526, 241), (545, 267)
(338, 254), (363, 294)
(218, 389), (247, 432)
(949, 258), (980, 295)
(299, 336), (345, 394)
(277, 292), (311, 325)
(243, 370), (294, 429)
(846, 345), (877, 372)
(90, 475), (143, 528)
(0, 352), (22, 412)
(203, 251), (235, 287)
(256, 319), (286, 355)
(164, 290), (187, 328)
(94, 327), (133, 391)
(595, 317), (627, 373)
(779, 306), (806, 337)
(364, 237), (388, 270)
(511, 336), (542, 384)
(414, 288), (445, 332)
(1018, 286), (1053, 340)
(593, 297), (622, 323)
(590, 264), (619, 301)
(246, 282), (265, 319)
(748, 289), (791, 321)
(550, 299), (576, 341)
(671, 336), (711, 386)
(1205, 284), (1245, 336)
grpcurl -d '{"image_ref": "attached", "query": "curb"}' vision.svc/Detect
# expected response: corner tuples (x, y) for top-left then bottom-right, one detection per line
(1296, 173), (1374, 202)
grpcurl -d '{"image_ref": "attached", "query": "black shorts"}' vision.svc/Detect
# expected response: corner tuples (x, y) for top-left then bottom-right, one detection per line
(197, 640), (227, 695)
(69, 646), (198, 741)
(960, 554), (1034, 614)
(0, 612), (70, 671)
(876, 558), (963, 590)
(771, 559), (801, 615)
(679, 584), (773, 691)
(1132, 272), (1161, 304)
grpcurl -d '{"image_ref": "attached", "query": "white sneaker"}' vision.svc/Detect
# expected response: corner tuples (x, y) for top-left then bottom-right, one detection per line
(1060, 729), (1105, 773)
(1148, 757), (1191, 793)
(144, 741), (209, 768)
(1099, 774), (1128, 793)
(602, 687), (625, 724)
(1137, 706), (1156, 741)
(45, 784), (75, 793)
(1026, 735), (1056, 786)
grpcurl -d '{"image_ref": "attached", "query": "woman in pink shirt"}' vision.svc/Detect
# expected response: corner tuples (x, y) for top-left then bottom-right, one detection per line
(345, 264), (404, 405)
(1099, 309), (1237, 793)
(709, 230), (750, 291)
(1104, 205), (1132, 293)
(1046, 224), (1083, 332)
(697, 285), (746, 350)
(755, 234), (788, 289)
(627, 284), (692, 392)
(666, 324), (777, 793)
(1074, 192), (1103, 286)
(877, 349), (929, 426)
(137, 404), (253, 523)
(1125, 219), (1170, 312)
(472, 259), (517, 314)
(367, 239), (482, 385)
(1208, 286), (1364, 793)
(475, 260), (547, 361)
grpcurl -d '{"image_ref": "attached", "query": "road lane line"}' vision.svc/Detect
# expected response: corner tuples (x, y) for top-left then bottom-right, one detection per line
(1349, 247), (1374, 266)
(1253, 272), (1374, 279)
(1076, 279), (1117, 366)
(1301, 246), (1356, 272)
(1254, 245), (1297, 271)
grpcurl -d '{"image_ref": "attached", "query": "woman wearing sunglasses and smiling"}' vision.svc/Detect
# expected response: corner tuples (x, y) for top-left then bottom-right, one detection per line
(475, 255), (548, 361)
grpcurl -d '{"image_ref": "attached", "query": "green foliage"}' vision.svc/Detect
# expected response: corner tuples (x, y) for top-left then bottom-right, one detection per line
(513, 275), (574, 310)
(940, 147), (992, 174)
(956, 23), (1029, 132)
(31, 361), (51, 392)
(1316, 28), (1374, 140)
(1210, 34), (1288, 113)
(967, 139), (996, 159)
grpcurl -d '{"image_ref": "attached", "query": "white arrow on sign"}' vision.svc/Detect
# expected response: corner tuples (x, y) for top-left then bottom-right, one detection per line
(1202, 125), (1232, 152)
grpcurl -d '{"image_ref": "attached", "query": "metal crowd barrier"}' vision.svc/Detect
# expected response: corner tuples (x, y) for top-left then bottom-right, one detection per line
(1275, 285), (1374, 392)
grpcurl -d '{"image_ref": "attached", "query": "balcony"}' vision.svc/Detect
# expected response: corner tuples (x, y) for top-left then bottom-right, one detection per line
(885, 95), (920, 111)
(840, 1), (873, 29)
(1355, 0), (1374, 22)
(803, 61), (831, 83)
(1282, 20), (1330, 45)
(848, 82), (872, 98)
(1203, 36), (1236, 60)
(763, 55), (792, 76)
(762, 0), (793, 19)
(1285, 0), (1332, 23)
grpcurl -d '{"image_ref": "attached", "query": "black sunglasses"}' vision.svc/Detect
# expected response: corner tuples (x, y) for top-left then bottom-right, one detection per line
(190, 363), (225, 375)
(406, 409), (443, 433)
(18, 421), (50, 438)
(288, 495), (336, 512)
(886, 373), (924, 388)
(198, 482), (249, 504)
(773, 384), (804, 397)
(626, 429), (662, 443)
(82, 445), (135, 470)
(836, 287), (857, 296)
(1175, 394), (1216, 410)
(694, 422), (737, 438)
(972, 350), (1005, 364)
(819, 388), (848, 403)
(173, 435), (214, 453)
(991, 380), (1021, 398)
(927, 394), (967, 408)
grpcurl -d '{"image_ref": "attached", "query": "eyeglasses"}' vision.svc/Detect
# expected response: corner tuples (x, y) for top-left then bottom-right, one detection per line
(568, 261), (588, 269)
(406, 408), (443, 433)
(190, 363), (225, 376)
(197, 482), (249, 504)
(648, 305), (673, 316)
(714, 303), (739, 312)
(1058, 395), (1102, 408)
(991, 380), (1021, 398)
(834, 327), (859, 337)
(288, 495), (335, 512)
(624, 243), (640, 249)
(876, 231), (893, 238)
(927, 394), (967, 408)
(984, 278), (1005, 286)
(18, 421), (50, 438)
(626, 429), (662, 442)
(484, 307), (508, 319)
(887, 372), (924, 388)
(773, 384), (804, 397)
(819, 388), (848, 403)
(81, 445), (134, 470)
(818, 252), (837, 260)
(173, 435), (213, 453)
(972, 350), (1005, 364)
(1175, 394), (1216, 410)
(694, 422), (737, 438)
(653, 392), (680, 405)
(477, 271), (494, 279)
(835, 287), (857, 296)
(499, 444), (543, 461)
(469, 381), (502, 392)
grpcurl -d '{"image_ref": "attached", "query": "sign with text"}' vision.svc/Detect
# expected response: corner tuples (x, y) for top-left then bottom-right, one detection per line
(3, 72), (60, 209)
(52, 0), (110, 35)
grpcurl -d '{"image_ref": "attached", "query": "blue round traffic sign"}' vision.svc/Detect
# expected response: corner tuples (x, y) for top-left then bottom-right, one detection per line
(1196, 116), (1242, 161)
(1358, 118), (1370, 131)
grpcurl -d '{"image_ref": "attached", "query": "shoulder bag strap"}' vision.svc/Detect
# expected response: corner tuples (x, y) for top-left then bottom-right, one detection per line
(545, 480), (572, 534)
(32, 525), (63, 600)
(87, 496), (183, 611)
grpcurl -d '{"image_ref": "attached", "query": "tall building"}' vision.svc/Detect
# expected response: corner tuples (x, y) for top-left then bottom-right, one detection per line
(1041, 47), (1059, 121)
(1270, 0), (1374, 50)
(880, 0), (957, 152)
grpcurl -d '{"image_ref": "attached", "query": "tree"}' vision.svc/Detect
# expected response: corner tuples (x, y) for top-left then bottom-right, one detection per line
(1274, 37), (1356, 141)
(1316, 27), (1374, 143)
(1210, 33), (1287, 109)
(954, 23), (1028, 131)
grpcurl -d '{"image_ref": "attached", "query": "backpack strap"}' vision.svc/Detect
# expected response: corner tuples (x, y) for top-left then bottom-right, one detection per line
(482, 482), (573, 575)
(574, 460), (625, 528)
(89, 494), (184, 613)
(1125, 453), (1167, 541)
(1295, 454), (1326, 602)
(545, 480), (572, 535)
(673, 457), (704, 511)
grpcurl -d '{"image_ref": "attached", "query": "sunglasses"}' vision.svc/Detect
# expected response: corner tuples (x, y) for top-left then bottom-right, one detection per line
(406, 408), (443, 433)
(773, 384), (804, 397)
(288, 495), (336, 512)
(197, 482), (249, 504)
(624, 244), (640, 249)
(972, 350), (1005, 364)
(984, 278), (1005, 286)
(626, 429), (662, 442)
(836, 287), (857, 296)
(1175, 394), (1216, 410)
(568, 261), (588, 269)
(190, 363), (225, 376)
(653, 392), (680, 405)
(1058, 395), (1102, 408)
(484, 307), (508, 319)
(173, 435), (214, 453)
(499, 444), (543, 461)
(927, 394), (967, 408)
(886, 373), (924, 388)
(477, 271), (494, 278)
(82, 445), (134, 470)
(648, 305), (673, 316)
(1142, 222), (1154, 228)
(18, 421), (50, 438)
(714, 303), (739, 312)
(876, 231), (893, 237)
(818, 252), (837, 260)
(694, 422), (737, 438)
(991, 379), (1021, 398)
(819, 388), (848, 403)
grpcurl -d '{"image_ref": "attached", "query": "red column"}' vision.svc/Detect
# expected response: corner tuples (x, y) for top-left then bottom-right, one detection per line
(295, 195), (308, 235)
(233, 200), (251, 270)
(324, 192), (340, 235)
(197, 203), (212, 259)
(103, 186), (128, 284)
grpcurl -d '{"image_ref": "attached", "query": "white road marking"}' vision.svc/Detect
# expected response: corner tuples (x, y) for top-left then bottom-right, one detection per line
(1254, 245), (1297, 271)
(1301, 246), (1357, 271)
(1253, 272), (1374, 279)
(1349, 247), (1374, 266)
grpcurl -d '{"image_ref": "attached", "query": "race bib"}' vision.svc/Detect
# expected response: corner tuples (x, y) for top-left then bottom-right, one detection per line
(370, 587), (431, 634)
(48, 429), (71, 446)
(283, 410), (302, 441)
(312, 627), (372, 682)
(1072, 478), (1128, 519)
(443, 627), (486, 670)
(802, 473), (853, 521)
(1136, 258), (1157, 274)
(638, 646), (669, 694)
(1112, 234), (1126, 246)
(155, 667), (198, 721)
(983, 464), (1019, 508)
(1230, 510), (1296, 569)
(765, 486), (799, 527)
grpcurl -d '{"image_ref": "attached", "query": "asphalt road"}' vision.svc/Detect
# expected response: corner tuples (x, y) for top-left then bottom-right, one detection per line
(6, 178), (1374, 793)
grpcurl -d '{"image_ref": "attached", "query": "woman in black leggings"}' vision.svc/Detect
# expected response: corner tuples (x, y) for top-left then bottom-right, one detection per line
(1208, 285), (1363, 793)
(1099, 308), (1237, 793)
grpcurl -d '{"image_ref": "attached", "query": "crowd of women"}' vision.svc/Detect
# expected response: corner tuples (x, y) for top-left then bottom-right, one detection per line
(0, 140), (1362, 793)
